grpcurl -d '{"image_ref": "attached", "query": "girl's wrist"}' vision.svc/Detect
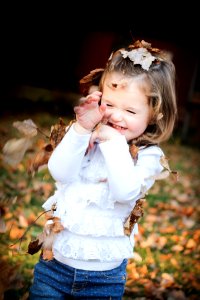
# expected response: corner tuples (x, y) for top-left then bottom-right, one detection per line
(74, 122), (92, 135)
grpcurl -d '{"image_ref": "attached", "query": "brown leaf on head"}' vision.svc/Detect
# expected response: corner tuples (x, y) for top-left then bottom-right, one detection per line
(79, 68), (104, 96)
(129, 40), (161, 54)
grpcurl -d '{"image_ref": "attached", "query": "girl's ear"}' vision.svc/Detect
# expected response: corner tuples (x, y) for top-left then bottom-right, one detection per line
(157, 113), (163, 120)
(149, 111), (163, 125)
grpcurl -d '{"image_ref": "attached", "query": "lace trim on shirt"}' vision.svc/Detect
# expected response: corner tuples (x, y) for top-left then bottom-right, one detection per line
(61, 212), (124, 236)
(53, 231), (134, 261)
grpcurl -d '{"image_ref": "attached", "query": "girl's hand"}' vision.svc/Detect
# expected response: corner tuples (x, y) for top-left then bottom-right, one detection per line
(74, 91), (106, 131)
(89, 123), (121, 148)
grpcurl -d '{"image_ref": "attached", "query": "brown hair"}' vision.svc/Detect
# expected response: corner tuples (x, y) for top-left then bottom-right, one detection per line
(99, 44), (177, 146)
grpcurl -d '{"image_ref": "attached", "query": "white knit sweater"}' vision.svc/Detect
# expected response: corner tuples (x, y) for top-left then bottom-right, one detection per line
(42, 124), (164, 270)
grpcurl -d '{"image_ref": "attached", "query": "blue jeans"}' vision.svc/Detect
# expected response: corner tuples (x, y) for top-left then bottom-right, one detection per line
(29, 257), (127, 299)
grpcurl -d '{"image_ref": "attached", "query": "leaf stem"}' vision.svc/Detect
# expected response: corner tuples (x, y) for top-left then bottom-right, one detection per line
(9, 210), (51, 248)
(36, 127), (50, 139)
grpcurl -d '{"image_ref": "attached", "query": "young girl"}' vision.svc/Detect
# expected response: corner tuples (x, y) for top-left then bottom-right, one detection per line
(29, 40), (177, 299)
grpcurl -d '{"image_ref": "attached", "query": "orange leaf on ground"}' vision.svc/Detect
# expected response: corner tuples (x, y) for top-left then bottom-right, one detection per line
(18, 214), (29, 228)
(9, 226), (25, 240)
(133, 252), (142, 262)
(185, 238), (196, 249)
(171, 244), (184, 252)
(170, 257), (179, 268)
(159, 226), (176, 234)
(160, 273), (175, 288)
(137, 265), (148, 277)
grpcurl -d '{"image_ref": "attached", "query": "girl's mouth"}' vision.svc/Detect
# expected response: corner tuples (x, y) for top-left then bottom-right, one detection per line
(108, 122), (126, 132)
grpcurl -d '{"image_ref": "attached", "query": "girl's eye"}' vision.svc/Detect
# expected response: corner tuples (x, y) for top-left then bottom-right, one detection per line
(106, 104), (113, 108)
(127, 110), (136, 114)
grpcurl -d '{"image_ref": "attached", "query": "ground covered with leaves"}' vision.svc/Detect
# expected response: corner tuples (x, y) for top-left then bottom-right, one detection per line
(0, 112), (200, 300)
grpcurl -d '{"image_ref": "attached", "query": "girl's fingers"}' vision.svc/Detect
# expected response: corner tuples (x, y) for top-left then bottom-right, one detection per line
(88, 91), (102, 98)
(99, 103), (107, 114)
(86, 91), (102, 102)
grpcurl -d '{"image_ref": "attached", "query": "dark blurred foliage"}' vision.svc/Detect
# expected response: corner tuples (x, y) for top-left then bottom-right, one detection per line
(0, 2), (199, 145)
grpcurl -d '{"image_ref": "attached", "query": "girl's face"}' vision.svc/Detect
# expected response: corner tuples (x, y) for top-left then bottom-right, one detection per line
(101, 72), (151, 142)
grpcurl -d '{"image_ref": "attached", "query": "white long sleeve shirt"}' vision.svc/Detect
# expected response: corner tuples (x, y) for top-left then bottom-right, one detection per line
(42, 124), (164, 270)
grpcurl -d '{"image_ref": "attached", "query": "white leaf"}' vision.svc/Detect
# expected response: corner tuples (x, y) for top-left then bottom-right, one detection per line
(2, 137), (33, 166)
(13, 119), (38, 137)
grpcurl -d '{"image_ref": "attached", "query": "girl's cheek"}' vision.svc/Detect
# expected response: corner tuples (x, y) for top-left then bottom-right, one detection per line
(104, 110), (111, 118)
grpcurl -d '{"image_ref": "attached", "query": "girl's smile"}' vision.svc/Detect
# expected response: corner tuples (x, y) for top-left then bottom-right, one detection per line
(107, 121), (127, 133)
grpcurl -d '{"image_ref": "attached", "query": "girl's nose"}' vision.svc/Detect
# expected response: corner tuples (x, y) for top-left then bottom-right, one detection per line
(110, 108), (123, 122)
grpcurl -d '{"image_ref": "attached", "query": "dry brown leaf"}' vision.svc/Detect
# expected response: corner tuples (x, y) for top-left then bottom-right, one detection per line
(9, 225), (25, 240)
(13, 119), (38, 137)
(52, 218), (64, 233)
(151, 170), (170, 180)
(129, 144), (139, 164)
(160, 155), (171, 171)
(26, 207), (64, 261)
(50, 118), (67, 149)
(160, 272), (175, 288)
(170, 257), (179, 268)
(171, 244), (184, 252)
(137, 265), (148, 277)
(159, 226), (176, 234)
(2, 137), (33, 166)
(42, 249), (54, 261)
(79, 68), (104, 96)
(27, 238), (43, 255)
(133, 251), (142, 262)
(27, 147), (52, 175)
(124, 198), (145, 235)
(18, 214), (29, 228)
(185, 238), (196, 249)
(157, 236), (167, 249)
